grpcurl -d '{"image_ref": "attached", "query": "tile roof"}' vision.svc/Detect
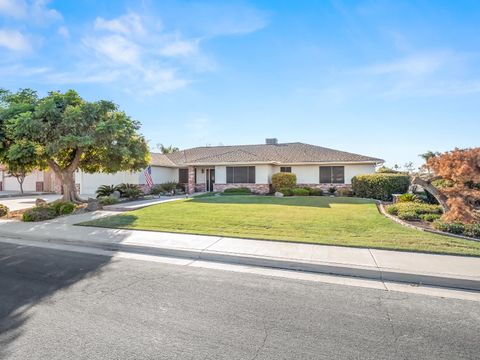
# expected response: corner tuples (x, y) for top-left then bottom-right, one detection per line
(151, 142), (383, 167)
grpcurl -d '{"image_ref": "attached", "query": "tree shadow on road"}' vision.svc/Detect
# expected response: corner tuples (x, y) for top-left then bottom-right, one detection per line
(0, 242), (113, 357)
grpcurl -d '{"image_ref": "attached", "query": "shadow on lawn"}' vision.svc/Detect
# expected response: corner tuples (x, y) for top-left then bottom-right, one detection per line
(190, 195), (373, 209)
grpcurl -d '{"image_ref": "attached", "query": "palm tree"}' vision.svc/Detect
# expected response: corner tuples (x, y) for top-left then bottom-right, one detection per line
(157, 144), (179, 154)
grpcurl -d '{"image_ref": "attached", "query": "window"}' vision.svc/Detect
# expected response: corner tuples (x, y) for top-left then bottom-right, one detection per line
(319, 166), (345, 184)
(280, 166), (292, 173)
(226, 166), (255, 183)
(179, 168), (189, 183)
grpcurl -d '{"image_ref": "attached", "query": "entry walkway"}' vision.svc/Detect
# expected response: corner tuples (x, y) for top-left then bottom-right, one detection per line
(0, 210), (479, 291)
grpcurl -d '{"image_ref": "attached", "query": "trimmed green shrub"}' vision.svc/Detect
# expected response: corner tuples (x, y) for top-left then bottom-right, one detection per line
(117, 183), (143, 198)
(419, 213), (441, 222)
(464, 223), (480, 238)
(397, 193), (418, 203)
(308, 188), (323, 196)
(278, 188), (293, 196)
(433, 221), (465, 235)
(149, 184), (164, 195)
(292, 188), (310, 196)
(386, 203), (442, 220)
(122, 187), (143, 199)
(50, 200), (76, 215)
(336, 187), (354, 197)
(272, 173), (297, 191)
(397, 211), (420, 221)
(223, 187), (252, 195)
(160, 181), (177, 193)
(59, 203), (75, 215)
(96, 185), (118, 198)
(0, 204), (9, 217)
(386, 205), (399, 215)
(23, 206), (57, 222)
(328, 187), (336, 195)
(352, 173), (410, 201)
(98, 196), (119, 205)
(431, 178), (454, 188)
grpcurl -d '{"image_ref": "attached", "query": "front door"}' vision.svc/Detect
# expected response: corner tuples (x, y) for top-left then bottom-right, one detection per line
(206, 169), (215, 192)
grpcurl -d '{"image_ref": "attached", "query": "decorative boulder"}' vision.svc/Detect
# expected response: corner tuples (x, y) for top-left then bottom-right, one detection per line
(274, 191), (284, 197)
(111, 190), (121, 199)
(35, 198), (47, 207)
(86, 198), (102, 212)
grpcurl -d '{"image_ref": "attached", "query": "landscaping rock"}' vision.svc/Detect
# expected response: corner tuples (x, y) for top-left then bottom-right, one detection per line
(111, 190), (121, 199)
(274, 192), (284, 197)
(35, 198), (47, 207)
(86, 198), (102, 211)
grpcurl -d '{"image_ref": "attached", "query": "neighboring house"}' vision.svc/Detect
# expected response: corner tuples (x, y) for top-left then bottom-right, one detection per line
(76, 139), (384, 195)
(0, 166), (61, 193)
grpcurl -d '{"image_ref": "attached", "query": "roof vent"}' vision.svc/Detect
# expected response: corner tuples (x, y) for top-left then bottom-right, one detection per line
(265, 138), (278, 145)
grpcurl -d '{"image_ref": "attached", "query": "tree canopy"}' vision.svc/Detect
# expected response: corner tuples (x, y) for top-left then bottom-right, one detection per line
(0, 88), (150, 202)
(414, 148), (480, 223)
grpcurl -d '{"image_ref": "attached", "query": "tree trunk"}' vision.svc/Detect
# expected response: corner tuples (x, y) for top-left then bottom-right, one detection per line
(19, 181), (23, 195)
(47, 150), (85, 204)
(411, 176), (449, 212)
(59, 170), (84, 203)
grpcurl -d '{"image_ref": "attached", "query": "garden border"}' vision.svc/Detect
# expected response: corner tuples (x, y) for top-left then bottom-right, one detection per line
(377, 202), (480, 243)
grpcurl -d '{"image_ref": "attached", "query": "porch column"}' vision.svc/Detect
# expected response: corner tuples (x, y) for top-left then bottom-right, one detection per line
(188, 166), (195, 194)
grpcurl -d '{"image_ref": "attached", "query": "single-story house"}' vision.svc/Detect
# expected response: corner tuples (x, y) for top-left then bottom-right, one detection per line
(76, 139), (384, 195)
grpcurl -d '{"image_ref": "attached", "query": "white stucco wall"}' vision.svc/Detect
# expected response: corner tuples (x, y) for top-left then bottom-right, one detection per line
(271, 164), (376, 185)
(139, 166), (177, 184)
(255, 165), (272, 184)
(1, 170), (44, 192)
(215, 166), (226, 183)
(75, 171), (141, 195)
(195, 167), (208, 184)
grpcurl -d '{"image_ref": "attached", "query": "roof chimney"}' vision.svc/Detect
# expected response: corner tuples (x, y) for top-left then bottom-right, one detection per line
(265, 138), (278, 145)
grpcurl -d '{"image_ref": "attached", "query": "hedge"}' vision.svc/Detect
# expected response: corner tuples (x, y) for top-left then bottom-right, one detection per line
(0, 204), (9, 217)
(351, 173), (410, 201)
(272, 173), (296, 191)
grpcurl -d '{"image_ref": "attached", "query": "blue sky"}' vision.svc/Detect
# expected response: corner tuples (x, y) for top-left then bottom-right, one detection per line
(1, 0), (479, 168)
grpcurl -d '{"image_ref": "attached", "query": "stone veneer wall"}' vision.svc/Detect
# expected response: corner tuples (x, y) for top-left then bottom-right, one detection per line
(213, 183), (271, 194)
(195, 184), (206, 192)
(187, 167), (195, 194)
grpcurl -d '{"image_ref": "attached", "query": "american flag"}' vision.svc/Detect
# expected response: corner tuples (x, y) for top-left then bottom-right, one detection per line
(144, 165), (154, 188)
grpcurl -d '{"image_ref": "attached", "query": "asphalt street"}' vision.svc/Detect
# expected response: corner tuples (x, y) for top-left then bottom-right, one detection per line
(0, 241), (479, 360)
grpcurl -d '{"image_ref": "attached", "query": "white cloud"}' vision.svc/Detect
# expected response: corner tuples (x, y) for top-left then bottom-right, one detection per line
(30, 0), (62, 24)
(0, 29), (31, 52)
(94, 13), (145, 36)
(158, 38), (199, 57)
(0, 0), (61, 23)
(361, 52), (448, 76)
(57, 25), (69, 39)
(0, 0), (27, 17)
(84, 34), (140, 65)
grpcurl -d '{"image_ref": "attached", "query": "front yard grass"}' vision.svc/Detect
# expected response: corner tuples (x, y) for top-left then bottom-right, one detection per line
(80, 195), (480, 256)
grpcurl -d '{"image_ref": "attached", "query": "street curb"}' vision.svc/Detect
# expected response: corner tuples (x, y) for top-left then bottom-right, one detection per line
(0, 230), (479, 291)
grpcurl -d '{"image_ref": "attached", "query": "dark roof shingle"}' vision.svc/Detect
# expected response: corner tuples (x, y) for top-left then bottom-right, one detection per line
(151, 142), (383, 166)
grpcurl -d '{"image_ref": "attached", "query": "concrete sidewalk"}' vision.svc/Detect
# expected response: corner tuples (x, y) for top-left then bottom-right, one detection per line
(0, 211), (479, 291)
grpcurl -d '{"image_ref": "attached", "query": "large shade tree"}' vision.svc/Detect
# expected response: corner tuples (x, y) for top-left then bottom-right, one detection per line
(413, 148), (480, 223)
(0, 89), (150, 202)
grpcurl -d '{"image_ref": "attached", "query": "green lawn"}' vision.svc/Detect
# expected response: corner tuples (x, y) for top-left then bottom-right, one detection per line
(80, 195), (480, 256)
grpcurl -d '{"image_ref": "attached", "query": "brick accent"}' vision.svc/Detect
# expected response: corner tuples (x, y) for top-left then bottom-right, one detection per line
(187, 166), (195, 194)
(213, 183), (271, 194)
(195, 183), (206, 192)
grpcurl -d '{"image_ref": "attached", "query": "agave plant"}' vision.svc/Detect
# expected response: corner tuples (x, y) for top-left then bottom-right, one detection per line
(95, 185), (118, 198)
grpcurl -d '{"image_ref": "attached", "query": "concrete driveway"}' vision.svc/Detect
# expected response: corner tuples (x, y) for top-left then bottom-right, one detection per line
(0, 194), (62, 211)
